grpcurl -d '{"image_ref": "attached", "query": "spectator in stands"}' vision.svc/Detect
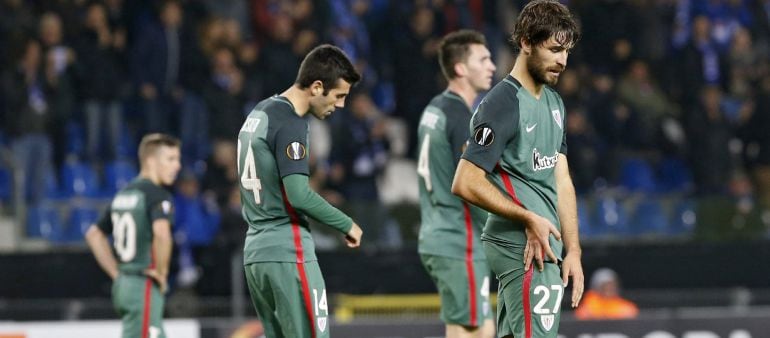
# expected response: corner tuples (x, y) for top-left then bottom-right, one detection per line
(329, 90), (396, 248)
(1, 37), (56, 204)
(576, 268), (639, 320)
(202, 47), (246, 141)
(201, 140), (238, 207)
(686, 85), (734, 195)
(74, 1), (127, 163)
(173, 170), (221, 288)
(677, 15), (726, 108)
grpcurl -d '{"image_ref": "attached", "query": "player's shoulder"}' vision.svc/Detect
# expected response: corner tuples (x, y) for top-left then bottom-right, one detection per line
(133, 179), (172, 202)
(251, 96), (300, 125)
(434, 90), (471, 118)
(543, 85), (563, 101)
(482, 75), (522, 108)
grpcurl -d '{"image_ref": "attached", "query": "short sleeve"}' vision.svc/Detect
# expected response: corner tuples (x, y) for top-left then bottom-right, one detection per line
(461, 95), (520, 173)
(559, 100), (568, 155)
(148, 188), (174, 223)
(273, 120), (310, 178)
(96, 205), (113, 234)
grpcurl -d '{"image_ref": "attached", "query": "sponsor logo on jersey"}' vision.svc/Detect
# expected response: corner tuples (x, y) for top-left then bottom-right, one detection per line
(474, 126), (494, 146)
(112, 194), (139, 210)
(532, 148), (558, 171)
(420, 110), (440, 129)
(541, 314), (555, 331)
(552, 109), (562, 129)
(240, 117), (262, 133)
(286, 142), (307, 160)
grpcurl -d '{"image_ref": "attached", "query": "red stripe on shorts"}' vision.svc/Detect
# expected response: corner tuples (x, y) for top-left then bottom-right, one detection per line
(523, 267), (533, 338)
(142, 247), (157, 338)
(282, 186), (316, 338)
(463, 202), (477, 326)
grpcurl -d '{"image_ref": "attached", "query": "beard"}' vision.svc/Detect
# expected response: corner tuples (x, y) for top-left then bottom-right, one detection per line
(526, 49), (561, 87)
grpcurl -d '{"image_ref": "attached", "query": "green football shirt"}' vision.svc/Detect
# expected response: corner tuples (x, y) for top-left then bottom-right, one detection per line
(417, 90), (487, 260)
(462, 75), (568, 259)
(97, 178), (174, 274)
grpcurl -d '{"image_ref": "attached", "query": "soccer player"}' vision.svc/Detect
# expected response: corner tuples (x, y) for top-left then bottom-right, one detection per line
(416, 29), (496, 338)
(451, 1), (585, 337)
(237, 44), (363, 338)
(85, 133), (181, 338)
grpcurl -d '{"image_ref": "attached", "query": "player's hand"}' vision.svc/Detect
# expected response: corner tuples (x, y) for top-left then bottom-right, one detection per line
(523, 212), (561, 272)
(561, 251), (584, 308)
(144, 268), (168, 294)
(345, 222), (362, 248)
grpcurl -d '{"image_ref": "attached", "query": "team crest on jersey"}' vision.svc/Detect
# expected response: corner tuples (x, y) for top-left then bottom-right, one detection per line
(317, 317), (327, 332)
(552, 109), (562, 129)
(161, 200), (172, 215)
(541, 314), (555, 331)
(474, 126), (494, 146)
(285, 142), (306, 160)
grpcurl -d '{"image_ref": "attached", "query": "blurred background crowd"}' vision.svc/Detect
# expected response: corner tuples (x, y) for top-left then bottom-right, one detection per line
(1, 0), (770, 298)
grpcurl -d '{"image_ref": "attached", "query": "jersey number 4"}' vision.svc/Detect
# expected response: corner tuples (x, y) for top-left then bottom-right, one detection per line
(112, 212), (137, 262)
(417, 135), (432, 191)
(238, 139), (263, 204)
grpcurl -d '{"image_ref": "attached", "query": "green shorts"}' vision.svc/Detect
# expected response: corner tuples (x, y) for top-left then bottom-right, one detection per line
(420, 254), (493, 327)
(112, 273), (166, 338)
(483, 241), (563, 338)
(245, 261), (329, 338)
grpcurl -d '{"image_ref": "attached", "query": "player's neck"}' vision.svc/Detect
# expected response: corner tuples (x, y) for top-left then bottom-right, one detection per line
(446, 80), (478, 109)
(280, 85), (310, 117)
(139, 171), (161, 186)
(511, 56), (544, 99)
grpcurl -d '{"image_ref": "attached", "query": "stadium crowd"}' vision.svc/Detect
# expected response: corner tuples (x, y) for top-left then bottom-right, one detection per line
(2, 0), (770, 292)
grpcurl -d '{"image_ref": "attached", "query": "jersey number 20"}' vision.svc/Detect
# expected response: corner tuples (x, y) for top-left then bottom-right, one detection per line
(238, 139), (263, 204)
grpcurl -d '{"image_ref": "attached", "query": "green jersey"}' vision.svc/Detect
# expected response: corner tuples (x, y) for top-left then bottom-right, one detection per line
(417, 90), (486, 260)
(462, 76), (568, 259)
(237, 96), (318, 264)
(97, 178), (174, 274)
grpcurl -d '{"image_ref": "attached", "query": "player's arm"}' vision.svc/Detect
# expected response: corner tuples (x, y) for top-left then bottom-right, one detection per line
(555, 154), (584, 307)
(84, 225), (119, 280)
(282, 174), (361, 248)
(149, 218), (172, 293)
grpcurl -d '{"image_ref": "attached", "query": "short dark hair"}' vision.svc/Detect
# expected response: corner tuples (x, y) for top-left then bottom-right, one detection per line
(510, 0), (580, 52)
(438, 29), (487, 80)
(295, 44), (361, 95)
(138, 133), (181, 163)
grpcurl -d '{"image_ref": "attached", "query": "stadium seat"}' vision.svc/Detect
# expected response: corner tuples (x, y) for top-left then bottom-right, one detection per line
(592, 196), (629, 235)
(26, 204), (62, 239)
(0, 167), (10, 201)
(669, 198), (697, 235)
(620, 158), (657, 193)
(658, 157), (693, 193)
(60, 161), (100, 198)
(103, 160), (137, 196)
(65, 121), (86, 159)
(629, 198), (668, 235)
(65, 206), (99, 242)
(115, 124), (137, 160)
(576, 198), (594, 237)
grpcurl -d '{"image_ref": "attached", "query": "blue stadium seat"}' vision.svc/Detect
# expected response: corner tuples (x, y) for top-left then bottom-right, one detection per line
(0, 167), (10, 201)
(65, 121), (86, 159)
(60, 161), (100, 198)
(629, 198), (668, 235)
(577, 198), (594, 237)
(620, 158), (657, 193)
(115, 125), (137, 160)
(103, 160), (137, 195)
(658, 157), (693, 193)
(44, 168), (62, 200)
(592, 196), (629, 235)
(669, 199), (697, 235)
(65, 206), (99, 242)
(26, 204), (62, 239)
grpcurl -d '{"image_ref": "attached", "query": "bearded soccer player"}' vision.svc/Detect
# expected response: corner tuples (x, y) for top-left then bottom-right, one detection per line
(452, 1), (585, 337)
(417, 29), (497, 338)
(237, 44), (363, 338)
(85, 133), (181, 338)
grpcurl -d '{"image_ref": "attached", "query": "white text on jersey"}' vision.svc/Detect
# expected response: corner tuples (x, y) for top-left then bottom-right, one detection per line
(241, 117), (262, 133)
(420, 111), (439, 129)
(112, 194), (139, 210)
